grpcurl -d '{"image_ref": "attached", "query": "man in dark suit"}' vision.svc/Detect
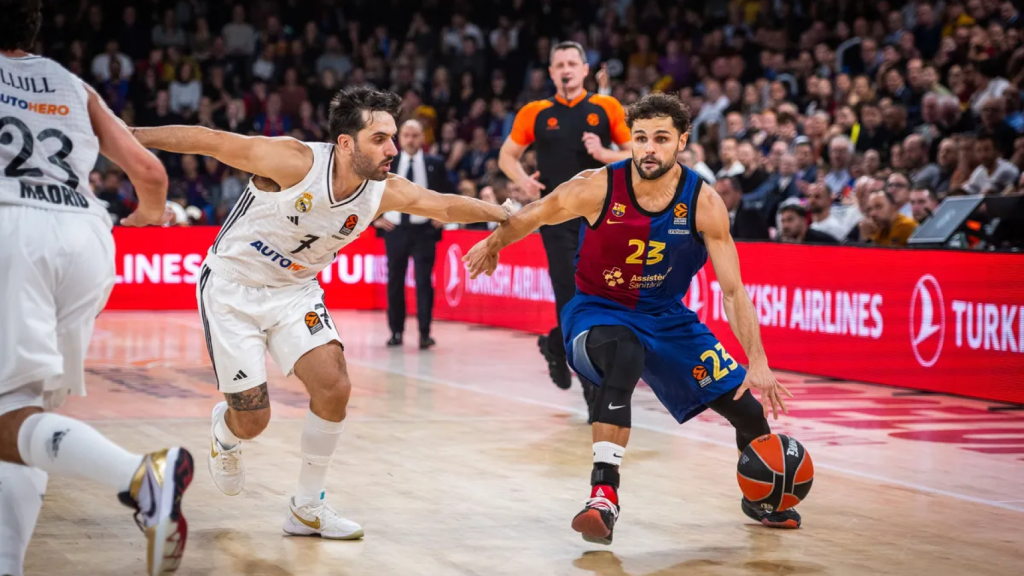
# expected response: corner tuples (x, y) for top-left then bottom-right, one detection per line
(374, 119), (454, 349)
(744, 152), (801, 227)
(717, 177), (770, 240)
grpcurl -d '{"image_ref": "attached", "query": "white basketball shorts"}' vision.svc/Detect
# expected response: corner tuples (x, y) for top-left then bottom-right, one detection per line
(196, 263), (340, 394)
(0, 206), (114, 415)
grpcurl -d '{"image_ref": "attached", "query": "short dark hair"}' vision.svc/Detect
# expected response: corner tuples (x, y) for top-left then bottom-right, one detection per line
(780, 203), (808, 218)
(911, 188), (939, 202)
(0, 0), (41, 51)
(550, 41), (586, 63)
(328, 87), (402, 142)
(626, 93), (692, 135)
(871, 189), (897, 205)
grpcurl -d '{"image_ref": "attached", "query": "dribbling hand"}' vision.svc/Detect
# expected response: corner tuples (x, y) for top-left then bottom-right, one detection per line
(733, 362), (792, 420)
(121, 205), (176, 227)
(463, 239), (499, 279)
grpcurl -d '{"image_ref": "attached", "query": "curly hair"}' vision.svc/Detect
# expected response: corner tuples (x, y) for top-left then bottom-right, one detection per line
(0, 0), (42, 52)
(328, 87), (403, 142)
(626, 93), (692, 135)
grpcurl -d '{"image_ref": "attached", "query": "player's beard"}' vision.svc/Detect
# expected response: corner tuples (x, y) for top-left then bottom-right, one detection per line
(352, 142), (391, 182)
(633, 153), (675, 180)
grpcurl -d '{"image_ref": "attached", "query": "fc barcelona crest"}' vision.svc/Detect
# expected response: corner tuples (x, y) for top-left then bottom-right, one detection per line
(611, 203), (626, 218)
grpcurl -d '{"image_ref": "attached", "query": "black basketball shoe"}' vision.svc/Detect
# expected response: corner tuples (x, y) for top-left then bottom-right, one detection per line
(537, 334), (572, 389)
(571, 485), (619, 545)
(741, 497), (801, 529)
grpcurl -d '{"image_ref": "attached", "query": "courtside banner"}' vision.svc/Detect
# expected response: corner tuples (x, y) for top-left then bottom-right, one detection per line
(109, 228), (1023, 404)
(107, 227), (384, 310)
(689, 244), (1024, 405)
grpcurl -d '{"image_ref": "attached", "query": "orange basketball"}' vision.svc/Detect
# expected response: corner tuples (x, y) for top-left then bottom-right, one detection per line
(737, 434), (813, 512)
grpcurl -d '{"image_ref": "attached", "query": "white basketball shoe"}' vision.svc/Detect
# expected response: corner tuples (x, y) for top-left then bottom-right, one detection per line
(119, 447), (194, 576)
(283, 493), (364, 540)
(208, 402), (244, 496)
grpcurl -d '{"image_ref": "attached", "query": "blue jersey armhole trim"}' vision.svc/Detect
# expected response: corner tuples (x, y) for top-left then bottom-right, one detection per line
(689, 172), (706, 245)
(587, 167), (615, 231)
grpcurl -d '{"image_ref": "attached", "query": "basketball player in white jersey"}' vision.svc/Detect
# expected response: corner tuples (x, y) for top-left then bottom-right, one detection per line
(131, 86), (511, 539)
(0, 2), (195, 575)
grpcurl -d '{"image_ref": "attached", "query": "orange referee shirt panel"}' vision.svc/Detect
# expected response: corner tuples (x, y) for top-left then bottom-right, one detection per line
(510, 91), (631, 195)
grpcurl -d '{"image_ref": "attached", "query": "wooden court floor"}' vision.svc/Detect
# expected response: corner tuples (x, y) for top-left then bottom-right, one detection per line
(25, 311), (1024, 576)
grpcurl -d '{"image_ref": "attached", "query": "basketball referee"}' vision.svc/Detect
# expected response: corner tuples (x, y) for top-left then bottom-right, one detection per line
(499, 41), (632, 393)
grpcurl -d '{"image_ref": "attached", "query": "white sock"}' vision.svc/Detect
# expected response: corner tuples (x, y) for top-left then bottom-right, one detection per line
(17, 413), (142, 493)
(213, 402), (241, 449)
(593, 441), (625, 467)
(294, 409), (344, 508)
(0, 463), (47, 576)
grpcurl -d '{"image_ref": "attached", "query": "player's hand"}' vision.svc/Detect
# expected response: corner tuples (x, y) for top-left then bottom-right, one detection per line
(373, 218), (396, 231)
(582, 132), (608, 162)
(463, 239), (499, 279)
(519, 171), (545, 200)
(733, 361), (792, 420)
(121, 204), (175, 227)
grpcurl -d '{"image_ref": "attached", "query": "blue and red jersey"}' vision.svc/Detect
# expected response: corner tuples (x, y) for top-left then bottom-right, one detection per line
(573, 159), (708, 314)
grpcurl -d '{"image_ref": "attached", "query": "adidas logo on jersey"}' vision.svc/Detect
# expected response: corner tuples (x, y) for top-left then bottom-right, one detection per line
(232, 370), (248, 381)
(288, 216), (299, 225)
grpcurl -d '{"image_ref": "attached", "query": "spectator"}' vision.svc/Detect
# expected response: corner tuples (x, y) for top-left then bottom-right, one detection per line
(716, 137), (744, 180)
(280, 68), (308, 118)
(718, 177), (769, 240)
(460, 126), (497, 181)
(253, 93), (291, 137)
(904, 134), (941, 189)
(91, 40), (133, 82)
(969, 59), (1011, 116)
(793, 138), (818, 185)
(966, 136), (1021, 194)
(909, 188), (940, 223)
(222, 5), (257, 58)
(97, 171), (131, 224)
(778, 204), (839, 244)
(678, 146), (716, 185)
(152, 8), (187, 49)
(168, 63), (201, 116)
(825, 136), (855, 198)
(736, 141), (769, 193)
(807, 183), (854, 241)
(885, 172), (915, 218)
(745, 153), (800, 222)
(863, 190), (919, 246)
(978, 97), (1019, 159)
(935, 137), (959, 196)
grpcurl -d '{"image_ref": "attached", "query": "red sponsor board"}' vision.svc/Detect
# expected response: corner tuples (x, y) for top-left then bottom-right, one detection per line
(108, 228), (1024, 404)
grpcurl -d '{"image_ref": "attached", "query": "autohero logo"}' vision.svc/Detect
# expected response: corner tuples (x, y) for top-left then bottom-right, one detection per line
(685, 268), (709, 323)
(443, 243), (465, 307)
(910, 275), (945, 368)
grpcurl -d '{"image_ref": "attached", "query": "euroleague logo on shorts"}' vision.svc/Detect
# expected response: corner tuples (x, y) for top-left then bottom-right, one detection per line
(443, 243), (465, 307)
(692, 365), (712, 388)
(685, 268), (709, 323)
(910, 274), (945, 368)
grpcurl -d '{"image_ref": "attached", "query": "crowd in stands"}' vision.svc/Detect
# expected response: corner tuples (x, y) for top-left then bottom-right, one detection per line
(49, 0), (1023, 249)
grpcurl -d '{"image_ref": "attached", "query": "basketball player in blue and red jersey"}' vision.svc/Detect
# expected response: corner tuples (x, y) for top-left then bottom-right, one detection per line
(465, 93), (799, 543)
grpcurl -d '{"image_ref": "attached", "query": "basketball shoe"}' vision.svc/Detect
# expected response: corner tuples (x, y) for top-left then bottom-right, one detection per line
(208, 402), (244, 496)
(118, 447), (194, 576)
(283, 494), (364, 540)
(571, 485), (619, 545)
(538, 334), (572, 390)
(741, 497), (801, 528)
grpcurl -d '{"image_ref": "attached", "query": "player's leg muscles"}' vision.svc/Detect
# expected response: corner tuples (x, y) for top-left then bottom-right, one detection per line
(706, 386), (771, 452)
(223, 384), (272, 440)
(291, 341), (349, 508)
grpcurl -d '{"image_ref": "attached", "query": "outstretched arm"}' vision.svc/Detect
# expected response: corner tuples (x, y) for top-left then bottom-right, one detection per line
(464, 168), (607, 278)
(85, 83), (171, 226)
(378, 173), (511, 224)
(132, 125), (313, 189)
(696, 182), (792, 419)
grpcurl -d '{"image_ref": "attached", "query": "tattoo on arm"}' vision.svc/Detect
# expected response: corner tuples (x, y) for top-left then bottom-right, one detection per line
(225, 384), (270, 411)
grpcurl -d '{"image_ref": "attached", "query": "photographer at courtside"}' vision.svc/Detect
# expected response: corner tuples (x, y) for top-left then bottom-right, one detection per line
(499, 41), (632, 402)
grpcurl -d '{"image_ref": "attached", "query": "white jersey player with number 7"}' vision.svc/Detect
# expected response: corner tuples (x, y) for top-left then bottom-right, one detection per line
(0, 2), (193, 575)
(131, 87), (512, 540)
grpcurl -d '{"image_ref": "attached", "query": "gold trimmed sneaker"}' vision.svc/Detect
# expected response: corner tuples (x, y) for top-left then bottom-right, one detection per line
(119, 448), (194, 575)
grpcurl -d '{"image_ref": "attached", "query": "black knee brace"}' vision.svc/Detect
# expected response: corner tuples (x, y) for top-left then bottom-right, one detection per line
(707, 387), (771, 451)
(585, 325), (644, 428)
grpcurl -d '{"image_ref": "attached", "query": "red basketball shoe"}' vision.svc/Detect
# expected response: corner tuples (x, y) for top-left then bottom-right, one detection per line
(571, 485), (619, 544)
